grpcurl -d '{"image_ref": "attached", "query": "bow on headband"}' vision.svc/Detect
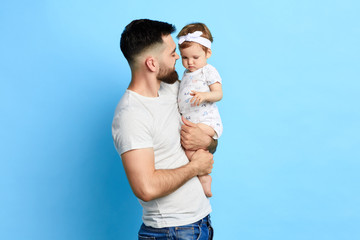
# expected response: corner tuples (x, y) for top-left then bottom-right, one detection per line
(178, 31), (212, 49)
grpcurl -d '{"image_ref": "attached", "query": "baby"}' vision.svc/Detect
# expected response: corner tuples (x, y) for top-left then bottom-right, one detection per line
(177, 23), (223, 197)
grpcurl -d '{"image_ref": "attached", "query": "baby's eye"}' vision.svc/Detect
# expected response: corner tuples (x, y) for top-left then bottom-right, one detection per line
(182, 56), (188, 59)
(194, 56), (199, 59)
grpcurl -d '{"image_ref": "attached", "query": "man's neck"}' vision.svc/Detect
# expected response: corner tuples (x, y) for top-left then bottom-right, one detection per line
(128, 72), (161, 97)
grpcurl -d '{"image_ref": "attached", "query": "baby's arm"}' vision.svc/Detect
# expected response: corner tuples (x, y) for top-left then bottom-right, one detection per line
(190, 82), (223, 106)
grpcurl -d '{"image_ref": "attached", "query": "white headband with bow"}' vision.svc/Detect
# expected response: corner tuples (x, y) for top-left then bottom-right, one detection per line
(178, 31), (212, 49)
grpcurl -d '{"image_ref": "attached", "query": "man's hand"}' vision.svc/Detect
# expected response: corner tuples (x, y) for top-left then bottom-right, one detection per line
(189, 149), (214, 176)
(181, 116), (214, 151)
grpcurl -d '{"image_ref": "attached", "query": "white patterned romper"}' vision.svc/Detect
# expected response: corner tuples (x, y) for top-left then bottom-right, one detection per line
(178, 64), (223, 139)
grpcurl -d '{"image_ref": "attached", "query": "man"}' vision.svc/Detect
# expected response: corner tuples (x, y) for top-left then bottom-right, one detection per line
(112, 19), (216, 239)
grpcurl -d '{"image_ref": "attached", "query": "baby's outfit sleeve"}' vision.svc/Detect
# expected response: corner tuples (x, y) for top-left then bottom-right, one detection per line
(205, 65), (222, 86)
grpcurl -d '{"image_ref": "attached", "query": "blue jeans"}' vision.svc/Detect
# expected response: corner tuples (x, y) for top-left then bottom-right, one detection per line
(138, 215), (213, 240)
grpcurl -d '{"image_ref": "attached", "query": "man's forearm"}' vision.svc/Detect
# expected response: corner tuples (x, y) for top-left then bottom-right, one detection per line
(122, 148), (213, 202)
(145, 163), (198, 201)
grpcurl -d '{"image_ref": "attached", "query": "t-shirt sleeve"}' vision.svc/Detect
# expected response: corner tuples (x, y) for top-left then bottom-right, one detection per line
(112, 108), (153, 155)
(205, 65), (222, 86)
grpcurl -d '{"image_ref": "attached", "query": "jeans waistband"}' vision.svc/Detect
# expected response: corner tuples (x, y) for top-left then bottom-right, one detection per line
(194, 214), (211, 225)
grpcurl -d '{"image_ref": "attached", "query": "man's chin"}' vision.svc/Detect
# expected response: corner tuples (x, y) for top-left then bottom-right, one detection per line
(158, 70), (179, 84)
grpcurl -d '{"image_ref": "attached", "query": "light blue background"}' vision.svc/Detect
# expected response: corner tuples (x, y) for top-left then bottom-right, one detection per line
(1, 0), (359, 239)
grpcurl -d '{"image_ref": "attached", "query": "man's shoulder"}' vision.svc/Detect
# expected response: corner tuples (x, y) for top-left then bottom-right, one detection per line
(113, 90), (151, 124)
(112, 91), (154, 155)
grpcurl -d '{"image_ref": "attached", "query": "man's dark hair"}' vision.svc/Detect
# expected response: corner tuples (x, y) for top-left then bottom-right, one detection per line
(120, 19), (176, 65)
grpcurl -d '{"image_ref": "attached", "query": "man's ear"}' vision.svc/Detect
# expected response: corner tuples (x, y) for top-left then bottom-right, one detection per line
(206, 48), (212, 59)
(145, 57), (157, 72)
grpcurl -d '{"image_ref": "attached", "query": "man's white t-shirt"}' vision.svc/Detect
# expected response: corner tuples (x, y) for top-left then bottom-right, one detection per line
(112, 81), (211, 228)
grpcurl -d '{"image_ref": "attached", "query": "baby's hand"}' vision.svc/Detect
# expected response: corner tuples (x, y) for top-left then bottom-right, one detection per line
(190, 91), (207, 106)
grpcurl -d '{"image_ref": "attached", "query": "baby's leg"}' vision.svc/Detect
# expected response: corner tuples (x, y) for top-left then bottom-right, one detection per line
(185, 149), (196, 160)
(197, 123), (215, 197)
(199, 175), (212, 197)
(186, 148), (213, 197)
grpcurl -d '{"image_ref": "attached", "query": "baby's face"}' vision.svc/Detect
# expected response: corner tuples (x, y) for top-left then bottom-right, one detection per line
(180, 43), (211, 72)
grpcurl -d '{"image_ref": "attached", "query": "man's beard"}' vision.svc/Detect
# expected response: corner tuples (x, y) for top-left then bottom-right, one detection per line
(157, 66), (179, 84)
